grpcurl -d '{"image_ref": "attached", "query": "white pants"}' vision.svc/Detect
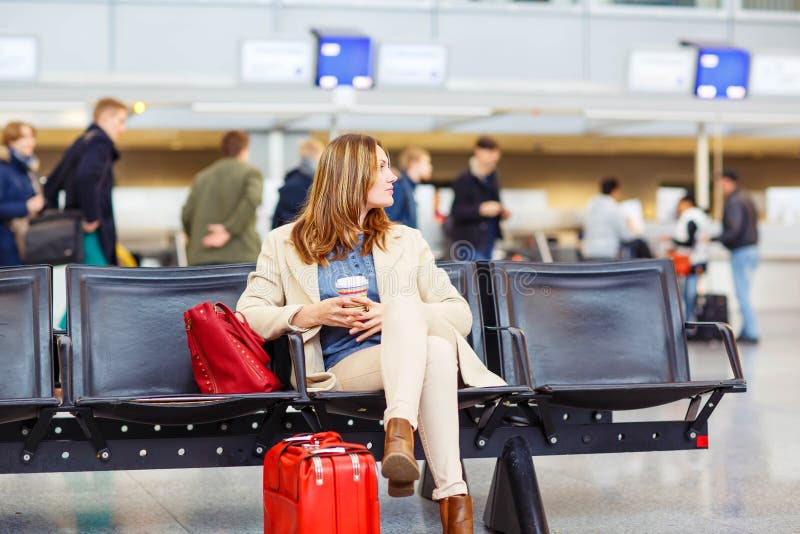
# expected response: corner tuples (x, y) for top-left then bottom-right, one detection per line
(329, 297), (467, 500)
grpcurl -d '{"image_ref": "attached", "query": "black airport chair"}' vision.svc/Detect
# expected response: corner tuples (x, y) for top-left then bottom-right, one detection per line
(0, 265), (59, 424)
(63, 264), (305, 426)
(310, 261), (529, 420)
(488, 259), (746, 412)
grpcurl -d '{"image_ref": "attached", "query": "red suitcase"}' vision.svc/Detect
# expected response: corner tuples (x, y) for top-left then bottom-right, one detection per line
(263, 432), (381, 534)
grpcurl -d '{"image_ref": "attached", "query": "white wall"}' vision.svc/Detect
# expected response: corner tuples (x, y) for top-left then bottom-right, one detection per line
(2, 1), (800, 96)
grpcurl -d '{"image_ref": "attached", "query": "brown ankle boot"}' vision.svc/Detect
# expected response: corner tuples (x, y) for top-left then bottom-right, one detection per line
(381, 418), (419, 497)
(439, 494), (473, 534)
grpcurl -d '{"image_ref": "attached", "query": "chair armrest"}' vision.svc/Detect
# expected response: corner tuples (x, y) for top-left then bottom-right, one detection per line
(284, 332), (311, 403)
(685, 321), (744, 380)
(56, 335), (74, 406)
(486, 325), (534, 388)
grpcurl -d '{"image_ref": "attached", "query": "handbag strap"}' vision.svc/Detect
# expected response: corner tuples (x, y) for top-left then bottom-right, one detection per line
(214, 303), (270, 365)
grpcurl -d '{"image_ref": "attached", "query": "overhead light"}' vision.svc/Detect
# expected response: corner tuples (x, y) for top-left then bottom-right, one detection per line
(192, 102), (493, 117)
(354, 104), (492, 117)
(585, 108), (800, 126)
(0, 101), (86, 111)
(132, 101), (147, 114)
(585, 109), (716, 123)
(192, 102), (336, 115)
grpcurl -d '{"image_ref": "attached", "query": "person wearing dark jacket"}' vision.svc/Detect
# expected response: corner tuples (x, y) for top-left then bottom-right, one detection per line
(44, 97), (128, 265)
(449, 136), (509, 261)
(717, 171), (760, 343)
(384, 146), (431, 228)
(271, 138), (325, 229)
(0, 121), (44, 265)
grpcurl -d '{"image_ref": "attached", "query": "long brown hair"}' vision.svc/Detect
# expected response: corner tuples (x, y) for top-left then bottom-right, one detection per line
(290, 133), (393, 265)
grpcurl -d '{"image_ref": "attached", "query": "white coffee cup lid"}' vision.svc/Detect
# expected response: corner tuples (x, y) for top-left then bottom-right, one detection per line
(336, 275), (368, 289)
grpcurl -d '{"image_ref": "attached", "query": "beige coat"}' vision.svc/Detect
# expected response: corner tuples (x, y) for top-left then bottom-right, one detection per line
(236, 223), (506, 391)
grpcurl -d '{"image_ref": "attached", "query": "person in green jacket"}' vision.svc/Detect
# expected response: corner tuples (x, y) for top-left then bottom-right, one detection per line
(182, 130), (263, 265)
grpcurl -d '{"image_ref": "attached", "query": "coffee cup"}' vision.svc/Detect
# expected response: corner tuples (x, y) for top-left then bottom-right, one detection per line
(336, 275), (369, 311)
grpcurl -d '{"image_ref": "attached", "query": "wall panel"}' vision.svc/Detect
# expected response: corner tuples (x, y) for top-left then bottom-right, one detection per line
(587, 16), (728, 85)
(437, 11), (585, 80)
(113, 4), (274, 78)
(0, 1), (109, 75)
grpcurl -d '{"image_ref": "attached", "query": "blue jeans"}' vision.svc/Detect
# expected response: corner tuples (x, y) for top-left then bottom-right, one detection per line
(730, 245), (759, 339)
(684, 272), (698, 322)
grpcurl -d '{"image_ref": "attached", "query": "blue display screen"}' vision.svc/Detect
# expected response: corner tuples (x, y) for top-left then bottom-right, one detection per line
(694, 47), (750, 100)
(315, 35), (374, 90)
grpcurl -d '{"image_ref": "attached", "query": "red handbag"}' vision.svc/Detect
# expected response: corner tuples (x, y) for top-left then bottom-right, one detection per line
(184, 302), (282, 394)
(263, 432), (381, 534)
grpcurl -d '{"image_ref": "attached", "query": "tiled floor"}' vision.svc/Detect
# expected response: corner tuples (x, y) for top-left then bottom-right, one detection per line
(1, 311), (798, 533)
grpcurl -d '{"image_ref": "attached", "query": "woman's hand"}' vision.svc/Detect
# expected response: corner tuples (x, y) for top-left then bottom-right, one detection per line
(291, 297), (365, 329)
(348, 297), (384, 342)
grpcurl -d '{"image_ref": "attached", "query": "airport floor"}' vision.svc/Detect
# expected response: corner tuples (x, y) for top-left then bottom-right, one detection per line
(1, 310), (798, 534)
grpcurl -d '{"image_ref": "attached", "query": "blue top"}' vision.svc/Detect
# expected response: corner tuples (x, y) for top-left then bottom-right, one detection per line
(318, 236), (382, 370)
(384, 171), (417, 228)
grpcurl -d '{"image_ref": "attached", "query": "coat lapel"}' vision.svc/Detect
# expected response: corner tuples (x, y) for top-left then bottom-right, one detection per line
(372, 227), (405, 303)
(282, 226), (403, 304)
(282, 235), (320, 304)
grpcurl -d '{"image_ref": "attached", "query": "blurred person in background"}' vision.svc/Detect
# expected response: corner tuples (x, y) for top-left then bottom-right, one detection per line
(581, 177), (632, 260)
(450, 136), (509, 260)
(271, 137), (325, 229)
(669, 193), (711, 321)
(0, 121), (45, 265)
(182, 130), (263, 265)
(716, 170), (760, 343)
(44, 97), (129, 266)
(384, 146), (432, 228)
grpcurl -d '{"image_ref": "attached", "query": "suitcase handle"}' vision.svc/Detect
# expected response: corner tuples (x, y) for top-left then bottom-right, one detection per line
(268, 438), (370, 492)
(310, 447), (346, 454)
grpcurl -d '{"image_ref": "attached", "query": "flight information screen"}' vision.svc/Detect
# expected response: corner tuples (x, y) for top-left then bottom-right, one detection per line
(694, 47), (750, 100)
(315, 34), (374, 90)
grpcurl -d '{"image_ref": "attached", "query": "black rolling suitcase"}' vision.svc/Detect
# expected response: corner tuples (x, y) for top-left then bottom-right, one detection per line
(689, 294), (729, 341)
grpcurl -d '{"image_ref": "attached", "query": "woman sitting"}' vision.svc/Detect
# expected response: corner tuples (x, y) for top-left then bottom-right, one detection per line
(237, 133), (505, 533)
